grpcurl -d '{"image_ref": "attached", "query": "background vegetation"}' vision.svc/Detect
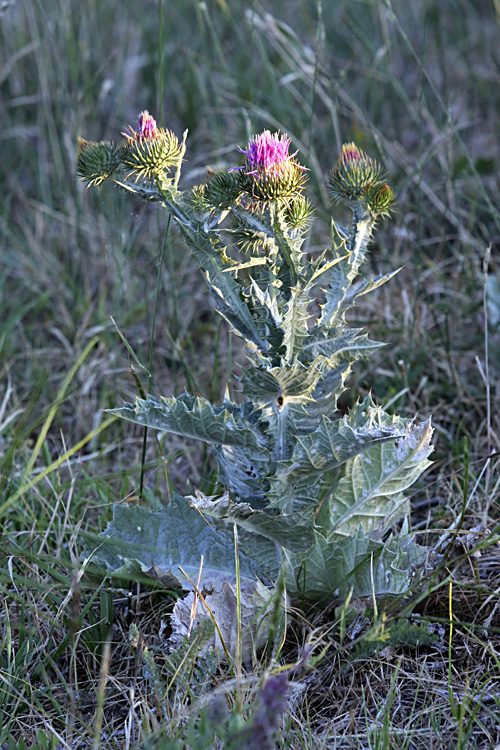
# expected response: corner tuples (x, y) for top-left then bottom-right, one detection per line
(1, 0), (500, 747)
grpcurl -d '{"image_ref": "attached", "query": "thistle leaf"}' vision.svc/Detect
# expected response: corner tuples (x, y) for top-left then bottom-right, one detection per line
(267, 404), (403, 512)
(188, 490), (316, 551)
(319, 416), (434, 539)
(164, 206), (269, 352)
(241, 360), (324, 404)
(300, 328), (384, 364)
(212, 442), (271, 506)
(279, 280), (315, 363)
(109, 392), (267, 450)
(285, 527), (428, 602)
(87, 497), (258, 590)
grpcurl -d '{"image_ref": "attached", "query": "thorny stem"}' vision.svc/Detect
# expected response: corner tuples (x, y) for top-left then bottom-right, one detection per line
(350, 207), (374, 268)
(139, 215), (172, 501)
(271, 202), (299, 287)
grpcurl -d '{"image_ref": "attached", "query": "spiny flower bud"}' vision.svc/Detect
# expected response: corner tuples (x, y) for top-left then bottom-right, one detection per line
(76, 138), (120, 187)
(120, 110), (182, 182)
(329, 142), (383, 205)
(364, 182), (396, 217)
(285, 195), (315, 232)
(231, 130), (307, 205)
(203, 168), (242, 210)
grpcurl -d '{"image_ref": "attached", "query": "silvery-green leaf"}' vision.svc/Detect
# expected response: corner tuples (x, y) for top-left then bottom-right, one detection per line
(241, 361), (334, 461)
(249, 277), (282, 326)
(279, 280), (315, 363)
(346, 269), (401, 301)
(109, 392), (267, 451)
(285, 527), (428, 601)
(320, 417), (433, 539)
(209, 286), (269, 353)
(300, 365), (351, 431)
(212, 442), (271, 507)
(87, 497), (258, 590)
(166, 206), (268, 351)
(241, 360), (324, 406)
(300, 328), (384, 364)
(267, 410), (402, 513)
(188, 490), (316, 552)
(318, 249), (352, 327)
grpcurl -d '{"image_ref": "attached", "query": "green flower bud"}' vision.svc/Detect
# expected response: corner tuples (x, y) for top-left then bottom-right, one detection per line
(285, 196), (315, 232)
(364, 182), (396, 217)
(204, 169), (242, 210)
(329, 142), (383, 205)
(120, 111), (182, 182)
(76, 138), (120, 187)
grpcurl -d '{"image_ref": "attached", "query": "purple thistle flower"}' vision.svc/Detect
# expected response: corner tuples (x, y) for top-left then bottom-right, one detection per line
(123, 110), (160, 141)
(232, 130), (306, 177)
(341, 143), (363, 164)
(244, 131), (297, 176)
(137, 110), (159, 139)
(230, 130), (307, 204)
(119, 111), (182, 181)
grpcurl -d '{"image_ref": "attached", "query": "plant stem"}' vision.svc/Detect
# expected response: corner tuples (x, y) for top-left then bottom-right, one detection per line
(139, 215), (171, 501)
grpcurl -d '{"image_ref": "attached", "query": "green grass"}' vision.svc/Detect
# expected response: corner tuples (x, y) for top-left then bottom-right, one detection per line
(2, 0), (500, 746)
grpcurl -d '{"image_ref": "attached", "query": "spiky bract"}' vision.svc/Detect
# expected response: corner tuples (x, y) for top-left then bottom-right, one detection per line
(203, 169), (243, 210)
(120, 131), (182, 182)
(76, 139), (120, 187)
(285, 195), (315, 232)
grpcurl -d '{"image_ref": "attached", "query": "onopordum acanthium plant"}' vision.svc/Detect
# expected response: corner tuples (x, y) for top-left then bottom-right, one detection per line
(78, 112), (433, 636)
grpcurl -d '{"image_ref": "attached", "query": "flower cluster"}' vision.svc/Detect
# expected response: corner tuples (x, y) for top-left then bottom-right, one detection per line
(77, 113), (394, 220)
(329, 142), (395, 216)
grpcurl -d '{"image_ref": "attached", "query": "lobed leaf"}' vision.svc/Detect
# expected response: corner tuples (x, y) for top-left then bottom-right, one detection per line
(267, 406), (403, 512)
(188, 490), (316, 552)
(285, 526), (428, 602)
(87, 497), (259, 591)
(109, 392), (267, 450)
(319, 417), (434, 539)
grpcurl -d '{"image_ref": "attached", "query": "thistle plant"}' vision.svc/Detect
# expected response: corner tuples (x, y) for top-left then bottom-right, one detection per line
(78, 113), (433, 617)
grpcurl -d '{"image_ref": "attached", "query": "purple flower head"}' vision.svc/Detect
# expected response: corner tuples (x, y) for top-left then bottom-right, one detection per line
(341, 143), (363, 164)
(230, 130), (307, 204)
(137, 110), (159, 139)
(123, 110), (160, 141)
(235, 130), (307, 180)
(120, 111), (182, 181)
(243, 130), (297, 177)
